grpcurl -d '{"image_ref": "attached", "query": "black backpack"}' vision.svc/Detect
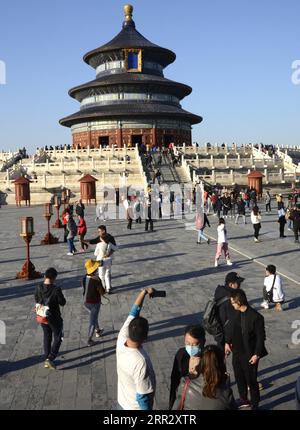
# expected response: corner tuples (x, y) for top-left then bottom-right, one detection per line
(202, 296), (229, 336)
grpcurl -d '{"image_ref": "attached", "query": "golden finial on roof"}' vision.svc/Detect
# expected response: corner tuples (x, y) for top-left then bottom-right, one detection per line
(124, 4), (134, 22)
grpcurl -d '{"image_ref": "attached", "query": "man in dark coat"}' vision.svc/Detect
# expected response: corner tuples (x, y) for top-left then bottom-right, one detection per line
(35, 268), (66, 370)
(235, 198), (247, 224)
(214, 272), (244, 352)
(75, 199), (85, 218)
(226, 289), (268, 410)
(85, 225), (117, 248)
(222, 193), (231, 218)
(289, 203), (300, 243)
(169, 325), (206, 410)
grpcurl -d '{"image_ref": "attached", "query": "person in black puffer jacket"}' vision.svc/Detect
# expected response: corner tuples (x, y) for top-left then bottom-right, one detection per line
(172, 345), (237, 410)
(35, 267), (66, 370)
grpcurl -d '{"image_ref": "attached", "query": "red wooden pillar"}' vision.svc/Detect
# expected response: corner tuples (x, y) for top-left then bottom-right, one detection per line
(151, 127), (157, 148)
(117, 127), (123, 147)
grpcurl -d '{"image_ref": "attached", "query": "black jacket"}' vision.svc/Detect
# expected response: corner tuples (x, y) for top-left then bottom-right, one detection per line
(169, 348), (191, 409)
(35, 283), (66, 324)
(237, 200), (246, 215)
(222, 196), (232, 209)
(290, 209), (300, 227)
(216, 199), (223, 210)
(75, 203), (85, 217)
(203, 213), (210, 229)
(214, 285), (238, 343)
(227, 306), (268, 360)
(88, 233), (116, 246)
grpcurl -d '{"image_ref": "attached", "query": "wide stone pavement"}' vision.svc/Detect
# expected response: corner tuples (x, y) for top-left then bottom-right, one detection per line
(0, 203), (299, 410)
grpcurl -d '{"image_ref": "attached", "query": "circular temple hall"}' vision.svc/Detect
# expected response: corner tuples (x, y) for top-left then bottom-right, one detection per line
(59, 5), (202, 149)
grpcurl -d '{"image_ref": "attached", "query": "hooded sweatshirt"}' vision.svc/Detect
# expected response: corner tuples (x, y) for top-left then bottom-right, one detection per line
(34, 283), (66, 324)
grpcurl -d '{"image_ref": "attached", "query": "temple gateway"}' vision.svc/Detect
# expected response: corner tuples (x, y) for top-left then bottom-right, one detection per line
(59, 4), (202, 149)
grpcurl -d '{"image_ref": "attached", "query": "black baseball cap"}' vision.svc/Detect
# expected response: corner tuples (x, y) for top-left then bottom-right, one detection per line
(225, 272), (245, 286)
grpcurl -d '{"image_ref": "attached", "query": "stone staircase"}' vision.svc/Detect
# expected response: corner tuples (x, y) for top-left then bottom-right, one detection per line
(146, 152), (191, 186)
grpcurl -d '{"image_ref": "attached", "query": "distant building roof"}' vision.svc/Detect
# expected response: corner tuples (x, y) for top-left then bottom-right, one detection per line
(78, 174), (98, 183)
(14, 176), (31, 184)
(60, 103), (202, 128)
(247, 170), (265, 178)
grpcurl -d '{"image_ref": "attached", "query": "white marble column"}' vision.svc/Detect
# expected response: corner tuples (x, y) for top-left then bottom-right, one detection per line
(264, 168), (269, 183)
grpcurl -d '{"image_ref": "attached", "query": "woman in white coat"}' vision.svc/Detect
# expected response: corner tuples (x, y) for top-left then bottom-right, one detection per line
(251, 206), (262, 242)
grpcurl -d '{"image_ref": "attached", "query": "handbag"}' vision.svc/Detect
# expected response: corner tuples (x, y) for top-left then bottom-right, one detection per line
(264, 274), (276, 303)
(35, 286), (54, 324)
(35, 303), (50, 324)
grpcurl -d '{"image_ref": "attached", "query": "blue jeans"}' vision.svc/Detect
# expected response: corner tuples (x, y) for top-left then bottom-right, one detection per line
(67, 238), (76, 253)
(84, 303), (101, 338)
(197, 229), (209, 242)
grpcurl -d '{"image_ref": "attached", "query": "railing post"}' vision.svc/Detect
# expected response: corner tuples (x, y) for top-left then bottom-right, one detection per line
(264, 168), (268, 184)
(212, 168), (216, 184)
(225, 154), (228, 167)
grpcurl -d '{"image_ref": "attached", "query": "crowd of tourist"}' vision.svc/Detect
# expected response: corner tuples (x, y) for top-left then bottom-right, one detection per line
(33, 182), (300, 411)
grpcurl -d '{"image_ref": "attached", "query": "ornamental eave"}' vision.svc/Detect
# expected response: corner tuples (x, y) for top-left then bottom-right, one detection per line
(68, 75), (192, 102)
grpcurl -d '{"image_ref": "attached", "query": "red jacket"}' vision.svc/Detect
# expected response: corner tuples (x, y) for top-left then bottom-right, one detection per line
(62, 212), (68, 225)
(77, 218), (87, 236)
(211, 194), (218, 204)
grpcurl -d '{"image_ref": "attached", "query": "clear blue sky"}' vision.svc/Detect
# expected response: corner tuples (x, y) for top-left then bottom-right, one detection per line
(0, 0), (300, 153)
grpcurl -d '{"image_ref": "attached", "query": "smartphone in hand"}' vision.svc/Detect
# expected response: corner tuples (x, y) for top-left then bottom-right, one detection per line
(151, 290), (166, 298)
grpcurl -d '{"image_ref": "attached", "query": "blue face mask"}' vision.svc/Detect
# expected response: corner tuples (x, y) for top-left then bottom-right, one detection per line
(185, 345), (201, 357)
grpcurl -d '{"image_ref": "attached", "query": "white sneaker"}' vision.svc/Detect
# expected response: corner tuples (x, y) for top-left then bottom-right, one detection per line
(254, 238), (259, 242)
(227, 260), (233, 266)
(214, 260), (219, 267)
(260, 301), (269, 309)
(67, 252), (73, 256)
(95, 328), (104, 338)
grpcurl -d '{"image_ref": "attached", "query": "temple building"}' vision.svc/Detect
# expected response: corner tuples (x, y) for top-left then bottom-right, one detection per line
(59, 5), (202, 148)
